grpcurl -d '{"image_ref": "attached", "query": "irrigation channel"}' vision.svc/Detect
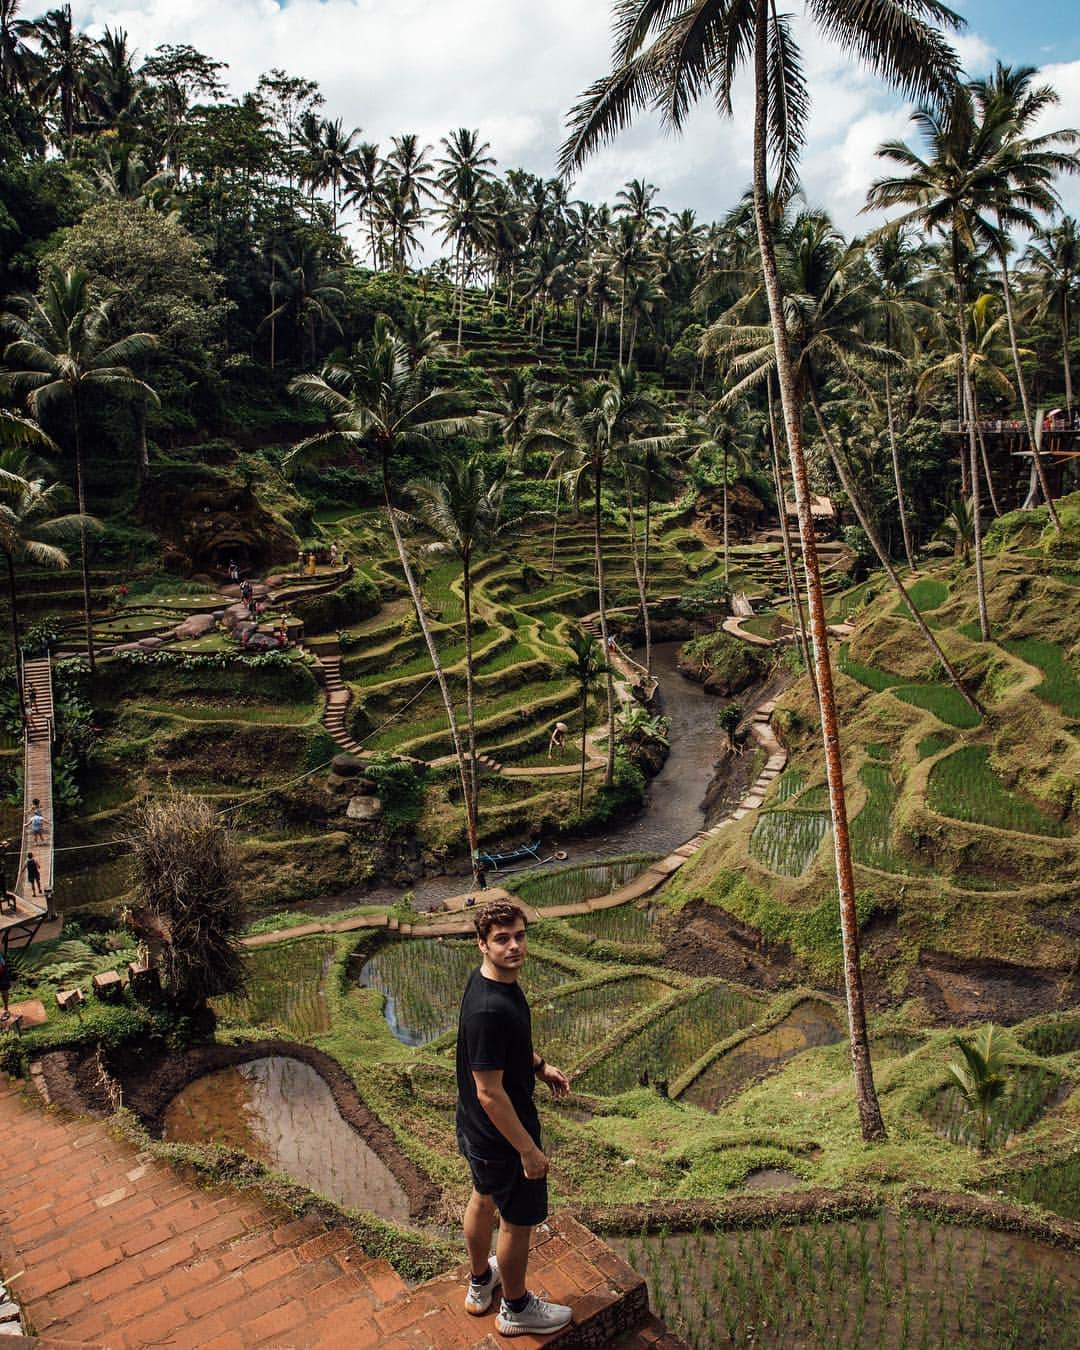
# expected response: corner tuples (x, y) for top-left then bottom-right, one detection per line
(346, 640), (734, 913)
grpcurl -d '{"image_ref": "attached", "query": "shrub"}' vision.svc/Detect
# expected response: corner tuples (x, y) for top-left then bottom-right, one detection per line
(292, 574), (380, 634)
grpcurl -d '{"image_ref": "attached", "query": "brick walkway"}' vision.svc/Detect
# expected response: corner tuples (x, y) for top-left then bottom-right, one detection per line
(0, 1076), (679, 1348)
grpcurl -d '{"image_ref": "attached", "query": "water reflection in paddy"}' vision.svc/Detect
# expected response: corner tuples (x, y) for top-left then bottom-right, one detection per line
(163, 1056), (410, 1222)
(356, 940), (573, 1046)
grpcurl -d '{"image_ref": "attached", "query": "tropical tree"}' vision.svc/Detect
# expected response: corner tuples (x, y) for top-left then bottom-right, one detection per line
(344, 141), (386, 268)
(1, 266), (159, 671)
(1, 0), (31, 99)
(0, 449), (92, 697)
(284, 315), (487, 870)
(407, 456), (515, 884)
(562, 0), (965, 1145)
(438, 128), (496, 350)
(716, 702), (742, 751)
(971, 64), (1078, 528)
(1023, 215), (1080, 418)
(947, 1023), (1009, 1153)
(562, 629), (608, 812)
(20, 3), (93, 142)
(263, 241), (344, 367)
(866, 89), (1021, 641)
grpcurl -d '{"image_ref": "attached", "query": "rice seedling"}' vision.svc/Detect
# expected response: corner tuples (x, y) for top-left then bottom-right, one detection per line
(749, 809), (831, 875)
(529, 977), (669, 1067)
(996, 1154), (1080, 1222)
(214, 937), (336, 1039)
(564, 902), (660, 944)
(611, 1211), (1080, 1348)
(923, 1064), (1066, 1150)
(682, 999), (845, 1112)
(917, 733), (952, 759)
(772, 768), (806, 802)
(1002, 638), (1080, 718)
(865, 742), (891, 762)
(892, 682), (982, 728)
(575, 983), (758, 1095)
(927, 746), (1068, 837)
(513, 857), (657, 909)
(850, 761), (922, 873)
(356, 939), (572, 1045)
(892, 578), (949, 618)
(1018, 1015), (1080, 1057)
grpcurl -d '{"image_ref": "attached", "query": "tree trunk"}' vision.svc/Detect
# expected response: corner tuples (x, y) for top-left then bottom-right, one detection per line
(969, 378), (1001, 516)
(550, 475), (561, 580)
(71, 396), (95, 675)
(135, 396), (150, 485)
(575, 300), (582, 356)
(593, 312), (601, 369)
(578, 686), (588, 813)
(883, 362), (915, 571)
(624, 469), (651, 677)
(751, 0), (884, 1143)
(593, 462), (615, 788)
(7, 553), (23, 704)
(722, 439), (730, 589)
(954, 255), (990, 641)
(456, 241), (465, 355)
(768, 378), (816, 706)
(809, 384), (982, 719)
(381, 459), (478, 870)
(462, 550), (481, 881)
(618, 277), (626, 366)
(1063, 308), (1074, 416)
(998, 241), (1059, 529)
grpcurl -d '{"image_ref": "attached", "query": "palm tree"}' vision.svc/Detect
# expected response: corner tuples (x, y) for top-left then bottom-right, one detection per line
(407, 456), (514, 882)
(562, 629), (608, 813)
(867, 227), (936, 570)
(344, 141), (386, 269)
(1023, 215), (1080, 418)
(1, 0), (31, 99)
(867, 90), (1016, 641)
(20, 3), (93, 142)
(0, 450), (93, 697)
(438, 132), (496, 351)
(1, 267), (158, 672)
(308, 117), (362, 233)
(684, 403), (754, 592)
(263, 242), (345, 367)
(937, 494), (973, 561)
(947, 1024), (1009, 1153)
(561, 0), (964, 1146)
(284, 316), (488, 869)
(971, 64), (1078, 529)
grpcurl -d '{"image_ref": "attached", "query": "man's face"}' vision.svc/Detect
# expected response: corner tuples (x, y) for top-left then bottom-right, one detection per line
(479, 922), (528, 972)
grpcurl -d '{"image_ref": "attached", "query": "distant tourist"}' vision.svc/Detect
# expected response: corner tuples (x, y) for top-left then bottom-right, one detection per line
(114, 582), (128, 608)
(329, 542), (339, 566)
(228, 559), (240, 583)
(26, 852), (42, 897)
(548, 721), (568, 757)
(0, 947), (11, 1018)
(456, 900), (572, 1337)
(27, 806), (45, 842)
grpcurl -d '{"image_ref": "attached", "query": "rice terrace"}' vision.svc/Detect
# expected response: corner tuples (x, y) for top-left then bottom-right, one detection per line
(0, 1), (1079, 1346)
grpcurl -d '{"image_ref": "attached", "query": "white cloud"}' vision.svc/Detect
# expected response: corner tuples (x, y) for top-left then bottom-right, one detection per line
(69, 0), (1079, 249)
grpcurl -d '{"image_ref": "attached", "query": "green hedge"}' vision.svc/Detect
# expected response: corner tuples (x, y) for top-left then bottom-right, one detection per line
(292, 575), (381, 634)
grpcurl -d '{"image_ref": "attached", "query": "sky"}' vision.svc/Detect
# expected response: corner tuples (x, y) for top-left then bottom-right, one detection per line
(69, 0), (1080, 251)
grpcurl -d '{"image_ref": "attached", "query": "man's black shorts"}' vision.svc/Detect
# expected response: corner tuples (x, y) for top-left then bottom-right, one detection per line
(457, 1130), (548, 1227)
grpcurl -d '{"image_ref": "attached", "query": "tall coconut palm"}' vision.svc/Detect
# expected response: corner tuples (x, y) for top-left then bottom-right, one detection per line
(284, 316), (488, 870)
(562, 629), (609, 813)
(1, 267), (158, 672)
(264, 241), (345, 368)
(866, 227), (937, 569)
(867, 90), (1017, 642)
(971, 64), (1078, 529)
(1, 0), (31, 99)
(561, 0), (964, 1145)
(715, 209), (982, 716)
(1023, 216), (1080, 418)
(20, 3), (93, 142)
(0, 450), (94, 696)
(407, 456), (515, 881)
(343, 141), (386, 269)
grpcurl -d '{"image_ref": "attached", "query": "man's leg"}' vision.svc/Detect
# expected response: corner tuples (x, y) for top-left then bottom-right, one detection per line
(464, 1188), (497, 1278)
(495, 1219), (532, 1301)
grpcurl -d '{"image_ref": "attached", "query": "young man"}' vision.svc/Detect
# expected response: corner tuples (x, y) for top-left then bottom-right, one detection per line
(456, 900), (572, 1336)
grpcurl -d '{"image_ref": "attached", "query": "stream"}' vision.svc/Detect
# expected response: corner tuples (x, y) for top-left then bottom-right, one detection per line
(340, 641), (731, 913)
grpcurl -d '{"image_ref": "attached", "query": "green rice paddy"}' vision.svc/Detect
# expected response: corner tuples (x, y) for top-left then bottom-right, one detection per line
(749, 810), (831, 876)
(927, 746), (1069, 837)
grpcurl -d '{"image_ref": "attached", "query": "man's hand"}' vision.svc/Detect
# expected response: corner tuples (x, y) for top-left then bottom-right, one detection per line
(538, 1062), (570, 1099)
(520, 1144), (549, 1180)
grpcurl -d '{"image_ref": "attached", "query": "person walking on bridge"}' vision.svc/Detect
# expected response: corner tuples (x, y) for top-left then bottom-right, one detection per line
(456, 900), (573, 1337)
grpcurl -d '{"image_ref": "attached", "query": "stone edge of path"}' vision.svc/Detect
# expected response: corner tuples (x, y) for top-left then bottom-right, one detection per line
(242, 694), (787, 948)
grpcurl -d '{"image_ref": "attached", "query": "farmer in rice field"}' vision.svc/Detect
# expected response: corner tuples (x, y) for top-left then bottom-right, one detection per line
(456, 899), (572, 1337)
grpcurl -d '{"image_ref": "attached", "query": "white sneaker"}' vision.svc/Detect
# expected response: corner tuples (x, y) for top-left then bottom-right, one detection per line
(495, 1292), (572, 1336)
(464, 1256), (501, 1315)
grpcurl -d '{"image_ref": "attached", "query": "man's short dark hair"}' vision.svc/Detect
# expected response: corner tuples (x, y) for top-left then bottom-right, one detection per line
(474, 899), (527, 942)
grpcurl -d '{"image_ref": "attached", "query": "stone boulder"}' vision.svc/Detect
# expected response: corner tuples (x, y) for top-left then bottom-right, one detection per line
(172, 613), (216, 641)
(346, 795), (383, 821)
(332, 753), (365, 777)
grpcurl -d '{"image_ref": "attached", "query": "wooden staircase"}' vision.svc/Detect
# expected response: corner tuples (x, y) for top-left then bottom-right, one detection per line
(3, 659), (53, 945)
(315, 648), (365, 755)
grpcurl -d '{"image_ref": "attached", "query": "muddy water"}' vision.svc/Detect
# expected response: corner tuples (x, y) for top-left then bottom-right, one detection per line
(162, 1056), (410, 1222)
(681, 999), (846, 1111)
(347, 641), (728, 912)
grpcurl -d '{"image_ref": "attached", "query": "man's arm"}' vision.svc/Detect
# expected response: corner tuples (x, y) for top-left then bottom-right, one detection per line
(472, 1068), (549, 1179)
(531, 1052), (570, 1098)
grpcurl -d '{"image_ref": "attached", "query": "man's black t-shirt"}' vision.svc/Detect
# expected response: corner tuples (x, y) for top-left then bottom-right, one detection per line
(456, 966), (540, 1160)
